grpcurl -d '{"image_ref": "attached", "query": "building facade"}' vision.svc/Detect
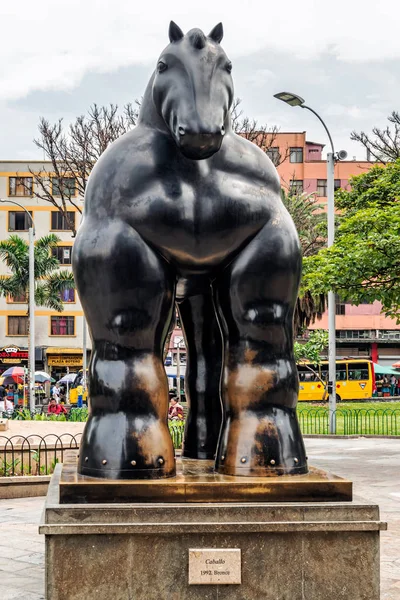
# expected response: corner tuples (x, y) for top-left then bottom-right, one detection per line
(0, 160), (90, 380)
(0, 133), (398, 383)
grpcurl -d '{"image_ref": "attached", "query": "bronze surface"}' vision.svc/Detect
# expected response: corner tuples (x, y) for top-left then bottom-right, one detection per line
(59, 458), (352, 504)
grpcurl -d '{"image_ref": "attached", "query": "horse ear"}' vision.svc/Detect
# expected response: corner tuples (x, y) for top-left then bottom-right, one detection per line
(169, 21), (184, 43)
(208, 22), (223, 44)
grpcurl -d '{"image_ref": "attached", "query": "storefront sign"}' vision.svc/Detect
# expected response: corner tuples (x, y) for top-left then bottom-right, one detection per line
(47, 355), (83, 367)
(0, 346), (28, 364)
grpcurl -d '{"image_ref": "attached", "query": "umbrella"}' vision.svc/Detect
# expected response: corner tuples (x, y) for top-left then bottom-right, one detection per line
(35, 371), (52, 383)
(1, 366), (25, 384)
(58, 373), (77, 384)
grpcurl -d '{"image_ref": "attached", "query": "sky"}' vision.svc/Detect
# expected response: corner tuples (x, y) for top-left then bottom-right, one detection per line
(1, 0), (400, 160)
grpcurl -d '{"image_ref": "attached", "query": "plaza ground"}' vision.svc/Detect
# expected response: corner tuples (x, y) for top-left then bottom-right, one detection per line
(0, 437), (399, 599)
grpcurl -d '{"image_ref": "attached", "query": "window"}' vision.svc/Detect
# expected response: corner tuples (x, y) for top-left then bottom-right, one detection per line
(334, 179), (341, 191)
(317, 179), (327, 197)
(335, 295), (346, 315)
(51, 177), (76, 197)
(297, 364), (319, 382)
(60, 288), (75, 303)
(266, 147), (280, 165)
(347, 362), (369, 381)
(337, 330), (374, 340)
(9, 177), (33, 197)
(8, 211), (33, 231)
(8, 292), (28, 303)
(289, 180), (303, 195)
(52, 246), (72, 265)
(51, 316), (75, 335)
(289, 147), (303, 163)
(51, 211), (75, 231)
(8, 316), (28, 335)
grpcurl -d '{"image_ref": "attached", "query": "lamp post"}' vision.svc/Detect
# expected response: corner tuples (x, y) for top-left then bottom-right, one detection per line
(0, 199), (35, 412)
(273, 92), (340, 433)
(174, 336), (185, 400)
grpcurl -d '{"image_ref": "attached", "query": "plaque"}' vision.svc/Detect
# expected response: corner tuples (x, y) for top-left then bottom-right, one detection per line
(188, 548), (241, 585)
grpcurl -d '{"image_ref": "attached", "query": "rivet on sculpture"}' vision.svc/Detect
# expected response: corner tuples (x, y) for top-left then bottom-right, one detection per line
(73, 21), (308, 480)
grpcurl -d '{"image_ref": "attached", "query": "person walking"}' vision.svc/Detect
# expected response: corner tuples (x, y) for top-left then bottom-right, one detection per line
(76, 383), (84, 408)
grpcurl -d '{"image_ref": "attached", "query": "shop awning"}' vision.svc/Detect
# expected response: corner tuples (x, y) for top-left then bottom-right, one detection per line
(373, 363), (400, 376)
(46, 347), (83, 354)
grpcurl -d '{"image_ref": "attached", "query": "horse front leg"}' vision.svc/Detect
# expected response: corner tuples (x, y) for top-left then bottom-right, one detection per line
(73, 218), (176, 479)
(177, 292), (223, 459)
(214, 209), (308, 477)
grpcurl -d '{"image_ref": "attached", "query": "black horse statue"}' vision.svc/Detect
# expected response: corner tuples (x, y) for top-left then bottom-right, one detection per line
(73, 21), (308, 479)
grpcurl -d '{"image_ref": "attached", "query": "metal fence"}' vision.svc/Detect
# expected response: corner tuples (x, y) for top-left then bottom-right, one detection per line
(297, 408), (400, 436)
(0, 433), (82, 477)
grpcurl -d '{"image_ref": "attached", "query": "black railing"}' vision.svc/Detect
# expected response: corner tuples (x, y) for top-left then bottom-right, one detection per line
(0, 433), (82, 477)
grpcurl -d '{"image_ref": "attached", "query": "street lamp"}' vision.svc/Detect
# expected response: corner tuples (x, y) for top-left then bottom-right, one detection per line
(0, 199), (35, 412)
(173, 336), (185, 400)
(274, 92), (346, 433)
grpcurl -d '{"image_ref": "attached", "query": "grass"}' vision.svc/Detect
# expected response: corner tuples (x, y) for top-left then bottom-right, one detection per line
(297, 401), (400, 435)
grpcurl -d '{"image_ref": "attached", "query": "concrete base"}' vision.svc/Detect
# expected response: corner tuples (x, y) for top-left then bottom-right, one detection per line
(0, 475), (50, 499)
(40, 464), (386, 600)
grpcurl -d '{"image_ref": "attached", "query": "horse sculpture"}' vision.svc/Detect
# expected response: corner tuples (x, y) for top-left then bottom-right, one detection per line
(73, 21), (308, 480)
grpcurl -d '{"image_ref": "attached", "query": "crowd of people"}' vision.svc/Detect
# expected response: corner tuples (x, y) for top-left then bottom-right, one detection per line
(375, 374), (400, 396)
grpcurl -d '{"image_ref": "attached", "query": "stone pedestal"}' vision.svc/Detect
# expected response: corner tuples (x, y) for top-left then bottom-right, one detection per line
(40, 463), (386, 600)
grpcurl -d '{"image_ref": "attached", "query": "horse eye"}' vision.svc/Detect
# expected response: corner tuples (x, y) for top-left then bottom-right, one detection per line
(226, 62), (232, 73)
(157, 61), (168, 73)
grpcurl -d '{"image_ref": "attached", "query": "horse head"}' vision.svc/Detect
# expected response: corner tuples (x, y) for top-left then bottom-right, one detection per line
(152, 21), (234, 160)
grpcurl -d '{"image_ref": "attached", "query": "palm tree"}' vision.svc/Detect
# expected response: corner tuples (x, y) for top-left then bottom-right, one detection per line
(0, 234), (75, 312)
(281, 189), (327, 336)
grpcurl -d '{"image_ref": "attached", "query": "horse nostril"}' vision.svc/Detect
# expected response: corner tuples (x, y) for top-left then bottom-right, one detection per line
(178, 126), (185, 136)
(221, 125), (225, 136)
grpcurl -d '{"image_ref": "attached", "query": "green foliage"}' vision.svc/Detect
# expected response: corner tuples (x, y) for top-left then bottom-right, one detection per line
(303, 160), (400, 320)
(294, 330), (328, 365)
(0, 234), (75, 312)
(0, 457), (21, 476)
(281, 190), (327, 335)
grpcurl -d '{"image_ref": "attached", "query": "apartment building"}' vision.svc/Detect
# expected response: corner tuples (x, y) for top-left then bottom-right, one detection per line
(0, 134), (398, 381)
(271, 133), (400, 364)
(0, 160), (90, 380)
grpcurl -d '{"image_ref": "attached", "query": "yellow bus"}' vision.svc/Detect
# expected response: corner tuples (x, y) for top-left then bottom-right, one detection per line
(297, 359), (375, 402)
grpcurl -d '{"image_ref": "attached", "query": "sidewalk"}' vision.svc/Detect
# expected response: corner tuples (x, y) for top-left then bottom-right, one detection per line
(0, 437), (399, 599)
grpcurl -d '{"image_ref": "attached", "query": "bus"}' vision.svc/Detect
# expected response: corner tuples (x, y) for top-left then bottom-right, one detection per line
(297, 359), (375, 402)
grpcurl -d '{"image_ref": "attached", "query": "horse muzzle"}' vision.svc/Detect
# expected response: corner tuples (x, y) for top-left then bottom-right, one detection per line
(177, 129), (224, 160)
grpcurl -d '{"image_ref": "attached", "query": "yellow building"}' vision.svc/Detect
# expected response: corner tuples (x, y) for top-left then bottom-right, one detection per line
(0, 160), (90, 380)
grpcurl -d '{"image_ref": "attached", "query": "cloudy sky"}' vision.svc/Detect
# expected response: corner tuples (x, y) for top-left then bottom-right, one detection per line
(1, 0), (400, 159)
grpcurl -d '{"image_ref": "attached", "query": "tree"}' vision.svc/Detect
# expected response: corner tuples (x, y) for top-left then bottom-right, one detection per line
(302, 160), (400, 321)
(294, 329), (328, 365)
(0, 234), (75, 312)
(281, 190), (327, 335)
(231, 98), (289, 166)
(28, 103), (140, 235)
(351, 111), (400, 163)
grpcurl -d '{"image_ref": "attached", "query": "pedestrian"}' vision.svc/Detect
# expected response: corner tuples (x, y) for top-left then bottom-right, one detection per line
(52, 382), (61, 403)
(76, 383), (83, 408)
(47, 398), (67, 415)
(0, 383), (6, 413)
(168, 396), (184, 421)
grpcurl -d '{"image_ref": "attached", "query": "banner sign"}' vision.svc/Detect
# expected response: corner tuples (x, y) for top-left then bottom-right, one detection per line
(0, 346), (28, 362)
